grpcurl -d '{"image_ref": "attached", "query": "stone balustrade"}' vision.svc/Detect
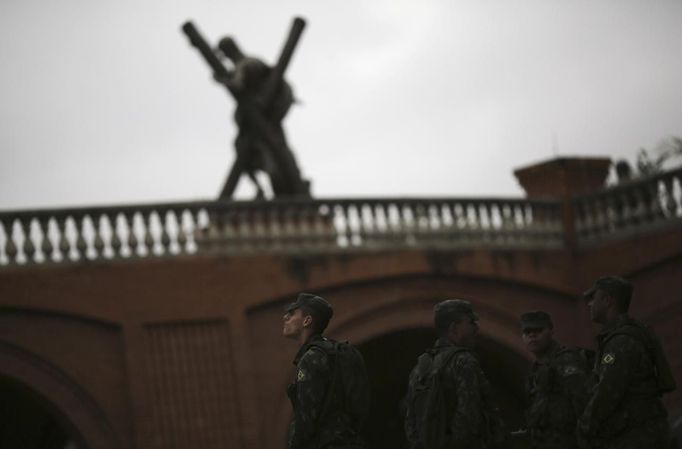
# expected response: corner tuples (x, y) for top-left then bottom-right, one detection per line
(574, 167), (682, 244)
(200, 198), (564, 254)
(3, 165), (682, 268)
(0, 202), (210, 266)
(0, 198), (563, 267)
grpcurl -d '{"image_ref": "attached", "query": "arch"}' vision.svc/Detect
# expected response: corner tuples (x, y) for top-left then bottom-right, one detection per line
(0, 341), (122, 449)
(356, 327), (528, 449)
(249, 271), (579, 317)
(326, 290), (531, 357)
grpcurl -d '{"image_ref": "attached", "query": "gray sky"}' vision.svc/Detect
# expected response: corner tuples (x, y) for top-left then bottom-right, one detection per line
(1, 0), (681, 209)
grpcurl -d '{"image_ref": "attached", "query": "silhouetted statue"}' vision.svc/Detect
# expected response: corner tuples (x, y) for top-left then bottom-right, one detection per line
(214, 37), (297, 198)
(182, 18), (311, 200)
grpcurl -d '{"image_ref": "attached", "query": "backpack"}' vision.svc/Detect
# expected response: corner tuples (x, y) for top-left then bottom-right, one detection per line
(310, 339), (371, 431)
(526, 346), (594, 429)
(607, 320), (676, 395)
(405, 347), (467, 449)
(577, 347), (596, 371)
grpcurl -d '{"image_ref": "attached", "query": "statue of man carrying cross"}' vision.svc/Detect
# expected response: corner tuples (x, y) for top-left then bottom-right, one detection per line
(182, 18), (311, 200)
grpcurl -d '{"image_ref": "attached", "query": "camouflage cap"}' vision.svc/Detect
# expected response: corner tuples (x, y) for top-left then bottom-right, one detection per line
(285, 293), (333, 322)
(583, 276), (633, 301)
(520, 310), (553, 331)
(434, 299), (479, 329)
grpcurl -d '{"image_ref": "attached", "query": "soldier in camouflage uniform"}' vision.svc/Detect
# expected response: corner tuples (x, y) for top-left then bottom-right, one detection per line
(283, 293), (364, 449)
(578, 276), (675, 449)
(520, 311), (591, 449)
(404, 299), (509, 449)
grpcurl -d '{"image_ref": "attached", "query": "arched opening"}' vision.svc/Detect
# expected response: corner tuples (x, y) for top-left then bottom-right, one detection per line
(0, 374), (83, 449)
(356, 327), (528, 449)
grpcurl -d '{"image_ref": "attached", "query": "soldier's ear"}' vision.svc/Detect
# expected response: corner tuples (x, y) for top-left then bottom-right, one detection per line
(302, 314), (313, 328)
(604, 293), (616, 309)
(447, 320), (458, 336)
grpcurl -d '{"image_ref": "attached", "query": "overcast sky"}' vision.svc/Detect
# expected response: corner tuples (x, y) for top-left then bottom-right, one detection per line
(1, 0), (681, 210)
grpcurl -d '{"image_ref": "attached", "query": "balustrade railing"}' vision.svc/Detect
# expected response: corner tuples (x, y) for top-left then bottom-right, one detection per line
(3, 167), (681, 267)
(200, 198), (563, 254)
(0, 202), (210, 267)
(574, 167), (682, 244)
(0, 197), (563, 267)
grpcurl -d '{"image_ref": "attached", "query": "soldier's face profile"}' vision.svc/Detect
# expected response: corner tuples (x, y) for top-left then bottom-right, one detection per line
(283, 308), (305, 338)
(453, 317), (479, 347)
(587, 290), (608, 323)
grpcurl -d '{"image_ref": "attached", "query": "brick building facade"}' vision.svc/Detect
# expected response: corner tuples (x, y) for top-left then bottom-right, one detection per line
(1, 157), (681, 449)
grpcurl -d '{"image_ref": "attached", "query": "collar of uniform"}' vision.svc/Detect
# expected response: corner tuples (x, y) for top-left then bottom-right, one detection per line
(434, 336), (454, 350)
(596, 314), (631, 341)
(293, 333), (324, 365)
(433, 337), (471, 353)
(533, 340), (560, 366)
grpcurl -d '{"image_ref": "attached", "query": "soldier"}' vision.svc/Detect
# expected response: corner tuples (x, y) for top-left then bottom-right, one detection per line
(283, 293), (369, 449)
(578, 276), (676, 449)
(404, 299), (509, 449)
(214, 37), (300, 198)
(520, 311), (590, 449)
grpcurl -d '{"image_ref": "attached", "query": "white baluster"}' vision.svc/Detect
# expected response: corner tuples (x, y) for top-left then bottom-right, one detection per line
(21, 219), (36, 264)
(56, 217), (71, 262)
(142, 212), (154, 256)
(125, 213), (139, 257)
(39, 218), (53, 262)
(176, 210), (189, 253)
(109, 213), (122, 258)
(160, 211), (171, 254)
(2, 219), (18, 264)
(76, 216), (88, 260)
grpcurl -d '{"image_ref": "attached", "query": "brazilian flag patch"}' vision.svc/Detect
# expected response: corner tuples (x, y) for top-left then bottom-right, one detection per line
(602, 353), (615, 364)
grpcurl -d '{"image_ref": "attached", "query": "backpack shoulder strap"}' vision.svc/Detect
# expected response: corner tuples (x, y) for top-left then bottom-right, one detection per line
(604, 321), (647, 345)
(555, 345), (594, 365)
(307, 338), (337, 354)
(432, 346), (470, 377)
(605, 320), (676, 394)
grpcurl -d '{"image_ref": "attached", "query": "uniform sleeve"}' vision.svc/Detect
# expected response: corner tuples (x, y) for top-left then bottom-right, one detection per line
(577, 335), (639, 442)
(449, 354), (486, 447)
(289, 347), (331, 449)
(555, 351), (591, 419)
(404, 365), (420, 449)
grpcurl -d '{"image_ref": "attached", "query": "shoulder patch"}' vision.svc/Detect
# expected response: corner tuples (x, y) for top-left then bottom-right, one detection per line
(297, 369), (306, 381)
(562, 365), (579, 376)
(601, 353), (615, 365)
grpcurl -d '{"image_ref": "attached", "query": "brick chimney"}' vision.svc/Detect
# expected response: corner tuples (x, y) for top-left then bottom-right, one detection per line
(514, 156), (612, 248)
(514, 157), (612, 199)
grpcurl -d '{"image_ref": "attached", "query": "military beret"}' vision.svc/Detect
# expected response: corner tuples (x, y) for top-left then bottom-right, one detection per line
(434, 299), (479, 328)
(286, 293), (333, 322)
(583, 276), (633, 301)
(520, 310), (553, 331)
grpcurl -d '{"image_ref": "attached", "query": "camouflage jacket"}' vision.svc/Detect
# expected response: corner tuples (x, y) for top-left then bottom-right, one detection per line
(525, 341), (590, 449)
(577, 316), (668, 448)
(406, 338), (508, 449)
(287, 334), (361, 449)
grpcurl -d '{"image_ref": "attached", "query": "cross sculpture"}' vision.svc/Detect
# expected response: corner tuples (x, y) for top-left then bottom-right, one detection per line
(182, 17), (311, 200)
